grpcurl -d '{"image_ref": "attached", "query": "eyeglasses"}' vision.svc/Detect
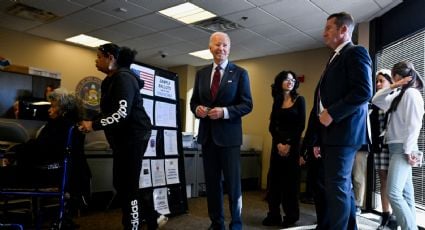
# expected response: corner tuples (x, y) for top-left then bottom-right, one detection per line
(284, 78), (296, 83)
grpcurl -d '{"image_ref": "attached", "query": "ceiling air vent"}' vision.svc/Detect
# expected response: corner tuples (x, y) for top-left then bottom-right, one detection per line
(192, 17), (243, 33)
(6, 3), (59, 22)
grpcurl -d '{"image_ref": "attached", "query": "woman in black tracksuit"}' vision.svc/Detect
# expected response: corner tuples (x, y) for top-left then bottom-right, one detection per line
(79, 44), (155, 229)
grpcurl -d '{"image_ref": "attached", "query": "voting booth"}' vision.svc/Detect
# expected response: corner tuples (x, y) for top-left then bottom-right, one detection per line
(131, 62), (188, 216)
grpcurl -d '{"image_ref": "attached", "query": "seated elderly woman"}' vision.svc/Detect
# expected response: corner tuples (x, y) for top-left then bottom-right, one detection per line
(15, 89), (85, 164)
(1, 88), (91, 212)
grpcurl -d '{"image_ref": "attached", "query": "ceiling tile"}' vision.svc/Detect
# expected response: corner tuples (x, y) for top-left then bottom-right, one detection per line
(283, 12), (327, 32)
(227, 29), (262, 45)
(374, 0), (402, 8)
(262, 0), (322, 20)
(228, 44), (261, 61)
(161, 26), (210, 41)
(140, 53), (209, 69)
(87, 28), (132, 43)
(18, 0), (84, 16)
(223, 7), (280, 28)
(238, 34), (283, 54)
(27, 17), (98, 40)
(304, 27), (324, 42)
(246, 0), (281, 6)
(0, 13), (43, 31)
(90, 0), (150, 20)
(128, 0), (186, 11)
(105, 21), (156, 39)
(68, 0), (103, 7)
(310, 0), (381, 22)
(131, 13), (184, 31)
(119, 32), (183, 51)
(188, 37), (210, 50)
(67, 8), (121, 28)
(270, 32), (323, 50)
(249, 21), (298, 37)
(0, 0), (403, 67)
(191, 0), (255, 15)
(161, 41), (205, 56)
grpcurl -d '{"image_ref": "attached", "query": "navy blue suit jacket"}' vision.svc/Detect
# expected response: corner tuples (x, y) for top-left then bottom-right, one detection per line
(190, 62), (253, 147)
(305, 43), (372, 147)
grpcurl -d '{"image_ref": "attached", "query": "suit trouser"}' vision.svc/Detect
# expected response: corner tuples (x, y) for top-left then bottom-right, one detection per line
(310, 157), (329, 230)
(202, 141), (242, 230)
(322, 145), (359, 230)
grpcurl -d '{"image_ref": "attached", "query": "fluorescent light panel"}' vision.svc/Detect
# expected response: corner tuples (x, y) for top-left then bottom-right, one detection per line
(189, 49), (213, 60)
(66, 34), (110, 47)
(159, 2), (216, 24)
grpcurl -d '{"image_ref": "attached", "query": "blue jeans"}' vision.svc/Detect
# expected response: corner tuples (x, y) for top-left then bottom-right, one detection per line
(387, 143), (417, 230)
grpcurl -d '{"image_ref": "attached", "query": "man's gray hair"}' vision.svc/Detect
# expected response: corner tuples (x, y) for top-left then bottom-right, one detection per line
(209, 32), (231, 46)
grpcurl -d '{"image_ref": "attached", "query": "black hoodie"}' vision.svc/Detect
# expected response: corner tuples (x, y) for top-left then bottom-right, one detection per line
(93, 67), (152, 136)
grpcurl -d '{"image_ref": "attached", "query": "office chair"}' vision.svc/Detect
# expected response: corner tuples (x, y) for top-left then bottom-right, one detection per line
(0, 120), (30, 145)
(0, 126), (75, 230)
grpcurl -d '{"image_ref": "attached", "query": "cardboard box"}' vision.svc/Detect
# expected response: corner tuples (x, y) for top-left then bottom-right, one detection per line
(2, 64), (29, 75)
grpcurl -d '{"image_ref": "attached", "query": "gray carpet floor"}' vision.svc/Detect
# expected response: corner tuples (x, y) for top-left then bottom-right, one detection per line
(74, 190), (382, 230)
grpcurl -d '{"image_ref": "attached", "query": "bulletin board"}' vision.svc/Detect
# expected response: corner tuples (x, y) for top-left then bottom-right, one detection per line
(130, 62), (188, 216)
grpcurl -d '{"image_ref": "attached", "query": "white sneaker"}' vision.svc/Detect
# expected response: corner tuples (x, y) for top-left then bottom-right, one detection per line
(157, 215), (168, 229)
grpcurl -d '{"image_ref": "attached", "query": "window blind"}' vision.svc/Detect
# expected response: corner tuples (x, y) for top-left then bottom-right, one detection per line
(376, 29), (425, 209)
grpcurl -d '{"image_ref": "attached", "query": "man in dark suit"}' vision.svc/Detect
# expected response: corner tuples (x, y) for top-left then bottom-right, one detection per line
(302, 12), (372, 230)
(190, 32), (253, 230)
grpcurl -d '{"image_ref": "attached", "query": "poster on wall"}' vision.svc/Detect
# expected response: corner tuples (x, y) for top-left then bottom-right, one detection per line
(153, 187), (170, 215)
(151, 159), (166, 187)
(143, 98), (154, 124)
(164, 129), (178, 155)
(155, 101), (176, 127)
(154, 75), (176, 100)
(144, 130), (157, 157)
(130, 64), (154, 96)
(139, 159), (152, 188)
(165, 158), (179, 184)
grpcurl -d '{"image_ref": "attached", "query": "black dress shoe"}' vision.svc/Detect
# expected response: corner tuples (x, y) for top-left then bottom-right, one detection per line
(282, 220), (296, 228)
(282, 218), (298, 228)
(262, 213), (282, 226)
(207, 224), (225, 230)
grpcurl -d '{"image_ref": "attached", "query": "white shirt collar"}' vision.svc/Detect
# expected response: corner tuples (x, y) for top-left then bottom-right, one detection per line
(334, 40), (351, 55)
(213, 60), (228, 70)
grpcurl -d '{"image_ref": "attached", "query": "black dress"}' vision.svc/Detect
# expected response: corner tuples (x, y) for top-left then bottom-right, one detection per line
(267, 96), (306, 223)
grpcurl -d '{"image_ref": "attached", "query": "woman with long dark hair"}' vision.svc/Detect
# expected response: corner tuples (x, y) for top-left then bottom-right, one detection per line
(372, 61), (424, 230)
(371, 69), (395, 229)
(262, 70), (305, 228)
